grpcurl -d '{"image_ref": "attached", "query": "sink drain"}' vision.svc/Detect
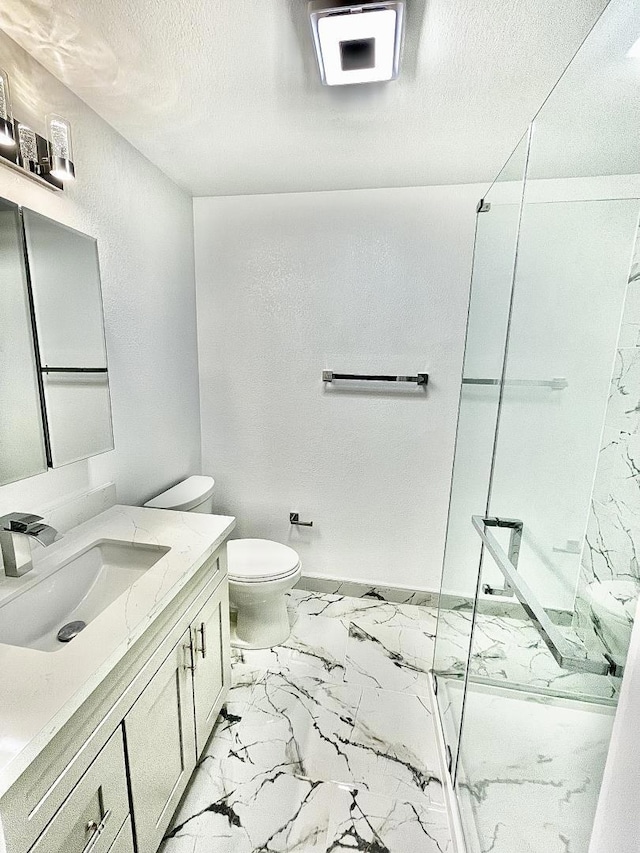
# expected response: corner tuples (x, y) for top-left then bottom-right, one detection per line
(57, 621), (87, 643)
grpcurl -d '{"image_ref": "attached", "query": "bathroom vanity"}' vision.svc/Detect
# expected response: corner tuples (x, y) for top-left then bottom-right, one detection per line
(0, 505), (235, 853)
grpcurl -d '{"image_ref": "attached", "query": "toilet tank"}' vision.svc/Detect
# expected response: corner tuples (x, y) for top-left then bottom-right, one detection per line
(143, 475), (215, 513)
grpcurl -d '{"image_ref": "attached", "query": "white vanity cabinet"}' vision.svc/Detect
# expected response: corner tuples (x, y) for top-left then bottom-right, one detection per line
(126, 577), (230, 853)
(0, 535), (233, 853)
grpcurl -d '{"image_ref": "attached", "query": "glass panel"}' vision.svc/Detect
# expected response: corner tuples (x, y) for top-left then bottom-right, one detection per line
(457, 0), (640, 849)
(0, 198), (47, 485)
(22, 209), (114, 467)
(432, 133), (529, 770)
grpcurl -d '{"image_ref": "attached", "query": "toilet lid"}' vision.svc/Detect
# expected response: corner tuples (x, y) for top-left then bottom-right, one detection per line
(227, 539), (301, 582)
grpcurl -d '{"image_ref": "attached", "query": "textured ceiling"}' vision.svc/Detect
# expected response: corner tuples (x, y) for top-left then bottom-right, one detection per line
(0, 0), (609, 195)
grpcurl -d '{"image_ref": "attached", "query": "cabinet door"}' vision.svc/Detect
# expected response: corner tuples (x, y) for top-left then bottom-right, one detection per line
(107, 817), (135, 853)
(125, 628), (196, 853)
(192, 578), (231, 755)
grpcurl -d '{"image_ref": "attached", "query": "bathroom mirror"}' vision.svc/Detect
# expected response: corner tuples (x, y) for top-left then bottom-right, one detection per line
(22, 209), (114, 467)
(0, 199), (48, 486)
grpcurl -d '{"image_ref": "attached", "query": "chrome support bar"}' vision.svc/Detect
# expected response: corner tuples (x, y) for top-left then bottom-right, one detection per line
(480, 517), (521, 598)
(472, 515), (618, 677)
(41, 366), (108, 374)
(322, 370), (428, 386)
(463, 377), (568, 390)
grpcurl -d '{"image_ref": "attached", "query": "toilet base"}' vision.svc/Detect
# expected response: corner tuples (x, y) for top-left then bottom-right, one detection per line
(229, 567), (300, 649)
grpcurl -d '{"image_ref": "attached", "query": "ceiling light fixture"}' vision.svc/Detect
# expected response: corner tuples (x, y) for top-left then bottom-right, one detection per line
(309, 1), (405, 86)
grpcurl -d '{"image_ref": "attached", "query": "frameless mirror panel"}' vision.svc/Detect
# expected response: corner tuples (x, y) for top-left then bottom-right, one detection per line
(432, 132), (529, 771)
(0, 199), (47, 486)
(457, 0), (640, 850)
(23, 209), (114, 467)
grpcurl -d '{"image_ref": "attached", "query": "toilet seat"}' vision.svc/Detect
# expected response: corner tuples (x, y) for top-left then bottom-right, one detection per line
(227, 538), (301, 583)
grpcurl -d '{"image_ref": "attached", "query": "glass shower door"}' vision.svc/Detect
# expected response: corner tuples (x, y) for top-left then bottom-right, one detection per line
(455, 0), (640, 849)
(432, 133), (529, 771)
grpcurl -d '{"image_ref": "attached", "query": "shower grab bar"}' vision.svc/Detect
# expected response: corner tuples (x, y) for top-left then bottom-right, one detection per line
(472, 515), (620, 677)
(463, 377), (568, 390)
(322, 371), (428, 386)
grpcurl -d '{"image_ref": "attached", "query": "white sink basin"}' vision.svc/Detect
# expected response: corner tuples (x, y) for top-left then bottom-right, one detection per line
(0, 539), (169, 652)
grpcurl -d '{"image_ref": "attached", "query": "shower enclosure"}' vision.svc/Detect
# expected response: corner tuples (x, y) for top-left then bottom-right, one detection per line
(432, 1), (640, 850)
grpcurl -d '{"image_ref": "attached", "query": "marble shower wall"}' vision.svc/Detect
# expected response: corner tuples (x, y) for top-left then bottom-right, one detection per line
(573, 221), (640, 665)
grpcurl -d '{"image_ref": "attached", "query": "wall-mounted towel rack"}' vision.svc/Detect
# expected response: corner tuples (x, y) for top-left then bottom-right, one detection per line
(322, 371), (428, 386)
(41, 366), (108, 374)
(462, 377), (567, 390)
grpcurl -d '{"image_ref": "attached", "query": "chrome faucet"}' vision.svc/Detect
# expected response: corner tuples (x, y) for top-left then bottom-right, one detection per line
(0, 513), (60, 577)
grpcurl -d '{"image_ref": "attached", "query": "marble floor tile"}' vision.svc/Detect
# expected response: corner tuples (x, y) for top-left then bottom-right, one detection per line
(163, 589), (453, 853)
(237, 674), (444, 808)
(239, 673), (363, 785)
(434, 610), (619, 701)
(456, 686), (614, 853)
(344, 621), (434, 696)
(326, 787), (451, 853)
(281, 615), (349, 682)
(348, 687), (444, 806)
(163, 767), (334, 853)
(287, 590), (436, 634)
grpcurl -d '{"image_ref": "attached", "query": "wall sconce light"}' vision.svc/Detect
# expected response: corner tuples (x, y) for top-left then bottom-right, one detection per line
(17, 123), (38, 171)
(0, 68), (75, 191)
(0, 68), (15, 148)
(47, 114), (75, 181)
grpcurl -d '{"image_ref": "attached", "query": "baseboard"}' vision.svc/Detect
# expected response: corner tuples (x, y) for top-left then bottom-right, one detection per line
(295, 573), (439, 606)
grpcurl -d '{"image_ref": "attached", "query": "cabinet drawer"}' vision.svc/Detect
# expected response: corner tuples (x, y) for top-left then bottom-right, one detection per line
(30, 727), (129, 853)
(107, 817), (134, 853)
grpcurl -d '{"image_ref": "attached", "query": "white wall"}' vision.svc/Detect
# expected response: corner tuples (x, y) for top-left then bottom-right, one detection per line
(195, 185), (480, 590)
(0, 31), (201, 516)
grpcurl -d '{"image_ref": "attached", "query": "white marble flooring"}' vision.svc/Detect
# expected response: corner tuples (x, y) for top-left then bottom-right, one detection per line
(160, 589), (452, 853)
(455, 684), (614, 853)
(435, 608), (620, 701)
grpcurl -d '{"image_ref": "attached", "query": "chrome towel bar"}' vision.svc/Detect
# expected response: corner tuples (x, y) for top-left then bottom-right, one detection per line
(41, 366), (108, 374)
(463, 377), (567, 390)
(322, 371), (428, 386)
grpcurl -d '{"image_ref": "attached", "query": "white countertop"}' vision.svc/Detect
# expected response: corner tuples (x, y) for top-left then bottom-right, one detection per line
(0, 505), (235, 798)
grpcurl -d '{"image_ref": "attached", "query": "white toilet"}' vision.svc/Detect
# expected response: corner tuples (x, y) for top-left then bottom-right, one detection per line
(144, 476), (301, 649)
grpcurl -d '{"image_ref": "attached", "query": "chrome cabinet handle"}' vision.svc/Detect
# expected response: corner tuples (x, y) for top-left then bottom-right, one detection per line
(83, 809), (111, 853)
(197, 621), (207, 659)
(183, 636), (196, 672)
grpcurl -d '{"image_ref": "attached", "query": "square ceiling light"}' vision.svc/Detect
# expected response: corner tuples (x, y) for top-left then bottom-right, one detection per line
(309, 1), (405, 86)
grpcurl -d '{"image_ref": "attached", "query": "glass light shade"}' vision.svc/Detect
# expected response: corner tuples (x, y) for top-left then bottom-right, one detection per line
(47, 114), (75, 181)
(0, 68), (15, 148)
(17, 123), (37, 165)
